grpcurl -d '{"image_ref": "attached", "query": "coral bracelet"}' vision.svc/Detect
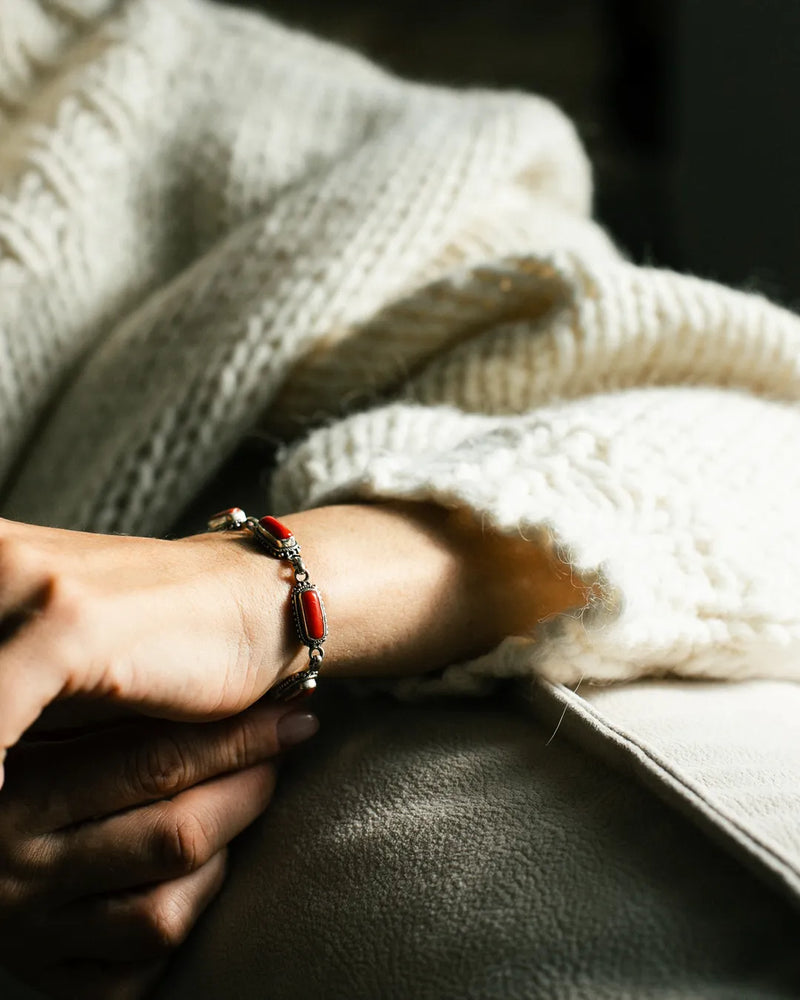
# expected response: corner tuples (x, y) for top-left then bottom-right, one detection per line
(206, 508), (327, 702)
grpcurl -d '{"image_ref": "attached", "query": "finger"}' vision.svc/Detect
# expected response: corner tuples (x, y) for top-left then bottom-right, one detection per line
(0, 535), (74, 782)
(0, 531), (49, 619)
(45, 849), (227, 963)
(55, 761), (275, 897)
(0, 622), (72, 787)
(0, 600), (88, 786)
(16, 700), (316, 831)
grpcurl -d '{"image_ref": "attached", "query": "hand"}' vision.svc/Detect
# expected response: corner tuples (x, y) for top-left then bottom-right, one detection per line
(0, 517), (292, 782)
(0, 700), (318, 999)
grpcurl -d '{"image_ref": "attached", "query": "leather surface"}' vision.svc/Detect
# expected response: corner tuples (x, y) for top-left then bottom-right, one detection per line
(152, 687), (800, 1000)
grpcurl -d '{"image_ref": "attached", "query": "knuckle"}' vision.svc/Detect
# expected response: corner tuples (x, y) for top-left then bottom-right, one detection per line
(226, 714), (261, 771)
(131, 735), (189, 801)
(0, 873), (28, 920)
(141, 892), (191, 953)
(153, 807), (211, 875)
(0, 536), (31, 577)
(2, 833), (56, 883)
(0, 838), (60, 916)
(38, 576), (98, 679)
(0, 538), (43, 614)
(40, 572), (90, 629)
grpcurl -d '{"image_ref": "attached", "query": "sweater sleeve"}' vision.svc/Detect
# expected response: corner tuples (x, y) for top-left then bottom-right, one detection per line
(269, 250), (800, 691)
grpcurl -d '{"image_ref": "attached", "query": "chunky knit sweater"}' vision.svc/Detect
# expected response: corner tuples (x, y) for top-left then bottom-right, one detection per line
(1, 0), (799, 696)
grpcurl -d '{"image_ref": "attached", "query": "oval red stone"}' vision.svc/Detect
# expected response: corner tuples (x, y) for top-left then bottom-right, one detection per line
(259, 515), (293, 541)
(299, 587), (326, 641)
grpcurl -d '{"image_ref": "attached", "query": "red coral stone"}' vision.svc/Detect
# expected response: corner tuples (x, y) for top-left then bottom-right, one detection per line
(259, 515), (293, 541)
(299, 587), (326, 641)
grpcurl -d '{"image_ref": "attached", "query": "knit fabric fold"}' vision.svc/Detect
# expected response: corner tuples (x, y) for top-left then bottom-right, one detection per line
(1, 0), (799, 689)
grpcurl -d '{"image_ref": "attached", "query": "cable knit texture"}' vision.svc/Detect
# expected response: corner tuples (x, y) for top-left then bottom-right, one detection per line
(1, 0), (799, 691)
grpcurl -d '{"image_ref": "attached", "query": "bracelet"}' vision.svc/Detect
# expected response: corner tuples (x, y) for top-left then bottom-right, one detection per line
(206, 507), (327, 702)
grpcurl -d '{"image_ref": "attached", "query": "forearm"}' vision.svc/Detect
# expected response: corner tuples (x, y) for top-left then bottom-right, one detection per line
(216, 502), (592, 684)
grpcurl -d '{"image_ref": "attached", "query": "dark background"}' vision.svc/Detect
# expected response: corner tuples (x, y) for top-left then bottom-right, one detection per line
(223, 0), (800, 306)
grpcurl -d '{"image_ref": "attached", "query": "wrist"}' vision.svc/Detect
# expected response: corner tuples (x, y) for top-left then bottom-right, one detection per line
(196, 501), (591, 692)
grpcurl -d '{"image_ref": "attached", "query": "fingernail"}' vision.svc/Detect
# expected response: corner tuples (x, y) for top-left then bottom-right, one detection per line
(276, 711), (319, 749)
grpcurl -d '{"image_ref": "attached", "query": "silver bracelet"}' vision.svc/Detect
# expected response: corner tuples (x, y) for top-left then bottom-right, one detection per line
(207, 508), (327, 702)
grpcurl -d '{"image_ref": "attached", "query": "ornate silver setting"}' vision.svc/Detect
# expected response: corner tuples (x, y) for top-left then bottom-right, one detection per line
(251, 518), (302, 560)
(207, 507), (248, 532)
(269, 667), (319, 701)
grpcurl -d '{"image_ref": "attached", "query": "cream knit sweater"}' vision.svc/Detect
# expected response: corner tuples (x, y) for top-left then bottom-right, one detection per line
(1, 0), (799, 694)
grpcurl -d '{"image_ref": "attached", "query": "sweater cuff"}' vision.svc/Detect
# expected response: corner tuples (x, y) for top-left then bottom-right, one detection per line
(270, 389), (800, 692)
